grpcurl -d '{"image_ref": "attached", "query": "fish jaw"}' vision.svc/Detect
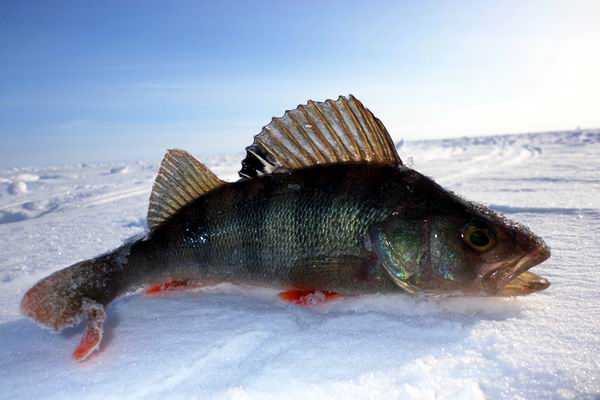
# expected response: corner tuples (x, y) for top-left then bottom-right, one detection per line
(479, 244), (551, 296)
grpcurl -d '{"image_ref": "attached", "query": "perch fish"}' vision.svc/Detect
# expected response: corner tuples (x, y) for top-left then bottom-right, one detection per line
(21, 95), (551, 361)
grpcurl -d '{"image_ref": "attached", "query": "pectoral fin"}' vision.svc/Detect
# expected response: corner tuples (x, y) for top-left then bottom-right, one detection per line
(278, 256), (370, 305)
(287, 255), (370, 288)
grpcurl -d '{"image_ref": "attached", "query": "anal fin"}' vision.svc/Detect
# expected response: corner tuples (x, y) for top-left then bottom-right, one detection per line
(72, 299), (106, 362)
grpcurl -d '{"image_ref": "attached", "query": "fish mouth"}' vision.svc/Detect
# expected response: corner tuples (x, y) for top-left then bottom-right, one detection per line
(479, 246), (551, 296)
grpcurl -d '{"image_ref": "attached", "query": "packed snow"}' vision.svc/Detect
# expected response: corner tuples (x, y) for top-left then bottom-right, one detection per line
(0, 130), (599, 399)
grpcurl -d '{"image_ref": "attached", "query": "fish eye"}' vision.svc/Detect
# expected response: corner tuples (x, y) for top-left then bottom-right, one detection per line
(461, 222), (497, 252)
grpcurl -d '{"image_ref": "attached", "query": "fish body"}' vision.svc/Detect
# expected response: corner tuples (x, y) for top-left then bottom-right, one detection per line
(21, 95), (551, 361)
(131, 163), (404, 293)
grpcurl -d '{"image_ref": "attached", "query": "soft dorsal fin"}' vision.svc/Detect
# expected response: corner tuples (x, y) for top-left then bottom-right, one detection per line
(239, 95), (402, 178)
(147, 149), (224, 230)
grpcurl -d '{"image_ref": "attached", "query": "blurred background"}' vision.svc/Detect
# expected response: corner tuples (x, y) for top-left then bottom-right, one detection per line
(1, 0), (599, 167)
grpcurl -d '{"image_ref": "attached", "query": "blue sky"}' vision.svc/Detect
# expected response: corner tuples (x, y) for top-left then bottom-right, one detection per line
(1, 0), (599, 167)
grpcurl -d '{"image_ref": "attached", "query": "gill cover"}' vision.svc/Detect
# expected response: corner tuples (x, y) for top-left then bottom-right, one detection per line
(368, 212), (428, 293)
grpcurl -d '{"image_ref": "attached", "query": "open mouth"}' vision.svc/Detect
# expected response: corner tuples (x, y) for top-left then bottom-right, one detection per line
(480, 247), (551, 296)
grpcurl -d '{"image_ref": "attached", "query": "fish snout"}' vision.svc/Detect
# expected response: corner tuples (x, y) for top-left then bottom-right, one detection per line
(480, 242), (551, 296)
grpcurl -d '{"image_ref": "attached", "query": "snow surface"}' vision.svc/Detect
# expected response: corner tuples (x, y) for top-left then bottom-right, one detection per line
(0, 130), (599, 399)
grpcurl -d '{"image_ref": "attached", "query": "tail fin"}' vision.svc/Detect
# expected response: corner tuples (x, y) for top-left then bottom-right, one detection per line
(21, 245), (130, 361)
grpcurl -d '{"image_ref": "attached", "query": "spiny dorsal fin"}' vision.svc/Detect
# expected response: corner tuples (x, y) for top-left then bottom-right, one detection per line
(239, 95), (402, 178)
(147, 149), (224, 230)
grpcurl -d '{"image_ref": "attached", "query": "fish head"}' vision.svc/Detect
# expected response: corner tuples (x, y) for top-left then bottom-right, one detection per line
(454, 203), (551, 296)
(369, 174), (551, 296)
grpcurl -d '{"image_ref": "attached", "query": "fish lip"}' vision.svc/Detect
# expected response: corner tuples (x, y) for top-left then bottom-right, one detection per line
(480, 246), (551, 295)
